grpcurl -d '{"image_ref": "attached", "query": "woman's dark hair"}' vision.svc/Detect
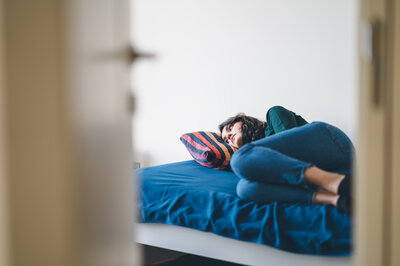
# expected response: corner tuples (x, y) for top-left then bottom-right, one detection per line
(218, 113), (267, 145)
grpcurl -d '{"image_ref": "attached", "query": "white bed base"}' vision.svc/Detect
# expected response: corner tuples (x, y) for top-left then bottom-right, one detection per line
(135, 223), (352, 266)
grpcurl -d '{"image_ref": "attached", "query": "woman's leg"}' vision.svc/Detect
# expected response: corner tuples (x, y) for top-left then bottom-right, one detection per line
(237, 179), (339, 205)
(231, 122), (354, 188)
(236, 179), (315, 204)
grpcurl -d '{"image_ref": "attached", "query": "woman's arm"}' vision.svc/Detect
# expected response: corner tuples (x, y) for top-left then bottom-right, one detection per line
(265, 106), (308, 136)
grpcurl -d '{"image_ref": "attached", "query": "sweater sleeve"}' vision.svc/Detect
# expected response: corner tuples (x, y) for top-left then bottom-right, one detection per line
(265, 106), (308, 136)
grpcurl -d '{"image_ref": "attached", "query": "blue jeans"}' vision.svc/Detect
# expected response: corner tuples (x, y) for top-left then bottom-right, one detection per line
(230, 122), (354, 204)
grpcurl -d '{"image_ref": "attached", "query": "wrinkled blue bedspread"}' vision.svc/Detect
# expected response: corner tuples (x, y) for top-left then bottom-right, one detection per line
(136, 160), (352, 255)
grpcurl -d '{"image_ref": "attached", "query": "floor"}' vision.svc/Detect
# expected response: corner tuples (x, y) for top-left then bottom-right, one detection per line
(150, 254), (245, 266)
(143, 245), (245, 266)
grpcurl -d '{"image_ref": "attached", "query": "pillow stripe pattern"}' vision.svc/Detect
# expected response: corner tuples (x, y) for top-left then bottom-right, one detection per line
(180, 131), (237, 170)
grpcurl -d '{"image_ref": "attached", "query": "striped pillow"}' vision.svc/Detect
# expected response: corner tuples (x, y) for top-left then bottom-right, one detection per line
(180, 131), (238, 170)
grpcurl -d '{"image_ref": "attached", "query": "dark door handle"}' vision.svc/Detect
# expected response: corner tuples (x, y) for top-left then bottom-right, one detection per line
(93, 45), (156, 65)
(127, 45), (156, 64)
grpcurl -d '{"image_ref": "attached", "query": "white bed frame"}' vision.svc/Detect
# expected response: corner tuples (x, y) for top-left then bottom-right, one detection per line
(135, 223), (352, 266)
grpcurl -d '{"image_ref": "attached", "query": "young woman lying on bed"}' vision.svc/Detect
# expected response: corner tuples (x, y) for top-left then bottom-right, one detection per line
(219, 106), (353, 215)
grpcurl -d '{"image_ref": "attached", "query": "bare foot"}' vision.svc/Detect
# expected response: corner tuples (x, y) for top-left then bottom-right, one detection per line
(313, 189), (339, 206)
(322, 174), (345, 195)
(304, 166), (345, 195)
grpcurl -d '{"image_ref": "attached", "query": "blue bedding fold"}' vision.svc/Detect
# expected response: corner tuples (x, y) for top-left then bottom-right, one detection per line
(136, 160), (352, 255)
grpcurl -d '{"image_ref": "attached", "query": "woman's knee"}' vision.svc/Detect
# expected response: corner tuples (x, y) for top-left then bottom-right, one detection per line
(230, 144), (253, 174)
(236, 179), (256, 201)
(236, 179), (277, 203)
(231, 144), (279, 181)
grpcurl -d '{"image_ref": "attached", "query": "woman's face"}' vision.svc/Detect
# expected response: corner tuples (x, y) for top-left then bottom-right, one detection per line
(221, 122), (244, 149)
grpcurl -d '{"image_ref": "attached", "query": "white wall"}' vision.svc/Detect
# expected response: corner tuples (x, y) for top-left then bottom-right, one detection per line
(130, 0), (358, 166)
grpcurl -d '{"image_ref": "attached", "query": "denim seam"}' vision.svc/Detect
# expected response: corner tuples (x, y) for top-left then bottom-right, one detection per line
(325, 125), (350, 154)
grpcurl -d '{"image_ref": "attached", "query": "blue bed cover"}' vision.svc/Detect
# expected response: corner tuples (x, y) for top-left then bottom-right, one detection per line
(136, 160), (352, 255)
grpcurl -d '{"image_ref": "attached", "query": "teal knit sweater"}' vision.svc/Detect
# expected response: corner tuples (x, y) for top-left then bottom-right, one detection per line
(265, 106), (308, 136)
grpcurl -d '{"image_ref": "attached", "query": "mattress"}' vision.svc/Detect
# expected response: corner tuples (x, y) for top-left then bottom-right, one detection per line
(136, 160), (352, 255)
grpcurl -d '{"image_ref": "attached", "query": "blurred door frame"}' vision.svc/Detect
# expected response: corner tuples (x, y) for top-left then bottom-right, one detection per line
(356, 0), (400, 265)
(0, 0), (140, 265)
